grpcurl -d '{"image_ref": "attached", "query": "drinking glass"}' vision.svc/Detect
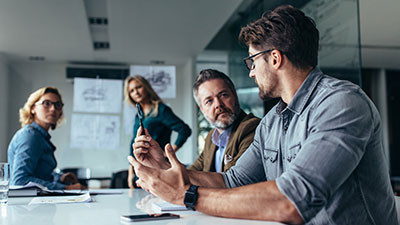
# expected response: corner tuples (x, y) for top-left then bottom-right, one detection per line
(0, 163), (10, 205)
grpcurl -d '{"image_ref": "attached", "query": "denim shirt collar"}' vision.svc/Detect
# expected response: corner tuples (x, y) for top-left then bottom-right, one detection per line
(276, 67), (323, 115)
(30, 121), (51, 140)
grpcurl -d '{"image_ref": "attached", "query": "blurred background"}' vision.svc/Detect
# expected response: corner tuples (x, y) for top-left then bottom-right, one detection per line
(0, 0), (399, 188)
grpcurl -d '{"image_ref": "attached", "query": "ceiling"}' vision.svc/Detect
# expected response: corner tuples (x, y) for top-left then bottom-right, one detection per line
(0, 0), (399, 69)
(0, 0), (243, 66)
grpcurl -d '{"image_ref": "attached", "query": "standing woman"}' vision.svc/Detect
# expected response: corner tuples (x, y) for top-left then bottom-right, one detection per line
(124, 75), (191, 188)
(8, 87), (85, 190)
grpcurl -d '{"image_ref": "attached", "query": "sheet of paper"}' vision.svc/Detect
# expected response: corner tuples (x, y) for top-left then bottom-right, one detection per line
(130, 65), (176, 98)
(70, 114), (120, 150)
(63, 189), (123, 195)
(123, 101), (137, 135)
(29, 193), (92, 205)
(152, 200), (188, 212)
(73, 77), (123, 113)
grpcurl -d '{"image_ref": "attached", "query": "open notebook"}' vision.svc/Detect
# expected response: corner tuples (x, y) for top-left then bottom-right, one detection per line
(9, 182), (122, 197)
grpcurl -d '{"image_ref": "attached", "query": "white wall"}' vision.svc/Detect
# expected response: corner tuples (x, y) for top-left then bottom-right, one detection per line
(7, 61), (196, 177)
(0, 54), (9, 162)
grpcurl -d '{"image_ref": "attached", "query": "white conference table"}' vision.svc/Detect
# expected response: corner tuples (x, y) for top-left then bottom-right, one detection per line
(1, 189), (283, 225)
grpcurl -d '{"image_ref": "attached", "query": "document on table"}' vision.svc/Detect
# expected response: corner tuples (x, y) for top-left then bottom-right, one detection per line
(64, 189), (123, 195)
(29, 193), (92, 205)
(152, 200), (188, 212)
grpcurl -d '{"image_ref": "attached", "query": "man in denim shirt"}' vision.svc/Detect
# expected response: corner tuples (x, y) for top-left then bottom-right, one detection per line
(129, 5), (398, 224)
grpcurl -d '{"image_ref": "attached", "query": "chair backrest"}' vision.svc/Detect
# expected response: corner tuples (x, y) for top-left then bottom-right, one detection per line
(110, 170), (128, 188)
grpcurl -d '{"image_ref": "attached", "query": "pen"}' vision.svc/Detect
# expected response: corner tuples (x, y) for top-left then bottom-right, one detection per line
(136, 103), (145, 135)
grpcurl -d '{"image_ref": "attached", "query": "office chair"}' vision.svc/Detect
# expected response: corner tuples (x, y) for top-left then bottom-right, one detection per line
(110, 170), (129, 188)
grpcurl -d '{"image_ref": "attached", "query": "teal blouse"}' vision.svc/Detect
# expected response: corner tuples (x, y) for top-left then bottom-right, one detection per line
(129, 102), (191, 155)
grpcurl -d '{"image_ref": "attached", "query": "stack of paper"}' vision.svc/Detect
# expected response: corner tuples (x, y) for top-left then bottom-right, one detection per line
(152, 200), (188, 212)
(9, 182), (123, 197)
(9, 182), (47, 197)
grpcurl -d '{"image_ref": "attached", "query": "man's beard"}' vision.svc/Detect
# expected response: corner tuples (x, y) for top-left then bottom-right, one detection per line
(205, 105), (240, 130)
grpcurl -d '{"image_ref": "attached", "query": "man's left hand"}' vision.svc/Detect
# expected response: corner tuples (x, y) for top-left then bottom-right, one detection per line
(128, 143), (190, 205)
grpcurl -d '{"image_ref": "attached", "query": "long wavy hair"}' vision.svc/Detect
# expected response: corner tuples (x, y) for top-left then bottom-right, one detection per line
(19, 87), (64, 130)
(123, 75), (162, 116)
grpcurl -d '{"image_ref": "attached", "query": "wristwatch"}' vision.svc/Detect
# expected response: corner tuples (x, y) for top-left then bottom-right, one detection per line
(184, 185), (199, 210)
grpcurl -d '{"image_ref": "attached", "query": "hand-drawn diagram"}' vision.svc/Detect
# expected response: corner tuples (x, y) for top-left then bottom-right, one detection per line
(82, 87), (106, 101)
(123, 101), (137, 135)
(70, 114), (120, 150)
(73, 77), (123, 113)
(130, 65), (176, 98)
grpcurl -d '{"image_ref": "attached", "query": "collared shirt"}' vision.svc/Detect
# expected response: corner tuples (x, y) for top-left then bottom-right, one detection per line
(223, 68), (398, 224)
(211, 126), (232, 173)
(8, 122), (65, 190)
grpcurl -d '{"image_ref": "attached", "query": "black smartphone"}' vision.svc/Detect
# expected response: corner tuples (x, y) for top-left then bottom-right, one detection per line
(120, 213), (180, 222)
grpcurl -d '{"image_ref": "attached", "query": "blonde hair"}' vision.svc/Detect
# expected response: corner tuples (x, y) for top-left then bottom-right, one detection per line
(19, 87), (64, 130)
(123, 75), (163, 116)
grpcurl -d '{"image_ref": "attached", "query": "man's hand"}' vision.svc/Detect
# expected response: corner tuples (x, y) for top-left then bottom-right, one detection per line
(128, 144), (190, 205)
(59, 172), (79, 184)
(133, 127), (170, 169)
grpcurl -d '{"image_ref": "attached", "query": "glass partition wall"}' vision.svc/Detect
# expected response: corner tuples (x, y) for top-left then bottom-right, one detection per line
(195, 0), (361, 153)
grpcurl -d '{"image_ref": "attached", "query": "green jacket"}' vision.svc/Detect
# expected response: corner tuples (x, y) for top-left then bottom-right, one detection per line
(189, 110), (260, 172)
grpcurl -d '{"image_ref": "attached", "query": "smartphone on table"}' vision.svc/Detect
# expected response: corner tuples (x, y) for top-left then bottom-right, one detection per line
(120, 213), (180, 222)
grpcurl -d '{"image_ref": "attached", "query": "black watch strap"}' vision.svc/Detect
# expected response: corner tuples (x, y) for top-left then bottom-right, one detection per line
(184, 185), (199, 210)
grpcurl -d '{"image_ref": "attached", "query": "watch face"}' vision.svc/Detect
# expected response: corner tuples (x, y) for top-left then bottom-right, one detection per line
(184, 193), (195, 203)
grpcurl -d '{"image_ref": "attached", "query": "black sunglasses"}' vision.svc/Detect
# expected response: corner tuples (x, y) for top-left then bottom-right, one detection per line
(243, 49), (274, 70)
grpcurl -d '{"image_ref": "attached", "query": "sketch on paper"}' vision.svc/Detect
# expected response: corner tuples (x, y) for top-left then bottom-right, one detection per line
(82, 87), (106, 101)
(73, 77), (123, 113)
(130, 65), (176, 98)
(70, 114), (120, 150)
(123, 101), (137, 135)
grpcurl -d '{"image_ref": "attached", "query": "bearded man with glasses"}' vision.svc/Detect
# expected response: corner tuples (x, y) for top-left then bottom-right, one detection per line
(128, 5), (397, 225)
(8, 87), (86, 190)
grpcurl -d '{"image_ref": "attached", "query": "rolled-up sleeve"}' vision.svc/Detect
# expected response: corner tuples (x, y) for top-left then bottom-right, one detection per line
(223, 123), (266, 188)
(276, 90), (374, 222)
(160, 105), (192, 148)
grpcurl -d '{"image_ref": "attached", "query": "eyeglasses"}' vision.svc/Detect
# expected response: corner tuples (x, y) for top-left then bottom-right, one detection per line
(36, 100), (64, 110)
(243, 49), (273, 70)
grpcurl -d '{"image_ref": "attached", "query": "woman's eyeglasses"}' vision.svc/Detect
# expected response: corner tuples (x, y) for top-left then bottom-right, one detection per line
(36, 100), (64, 110)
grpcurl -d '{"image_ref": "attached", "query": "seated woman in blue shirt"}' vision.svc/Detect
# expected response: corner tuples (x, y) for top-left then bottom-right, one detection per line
(8, 87), (85, 190)
(124, 75), (192, 188)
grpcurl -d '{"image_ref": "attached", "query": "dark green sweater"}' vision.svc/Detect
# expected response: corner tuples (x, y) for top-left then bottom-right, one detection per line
(129, 102), (191, 155)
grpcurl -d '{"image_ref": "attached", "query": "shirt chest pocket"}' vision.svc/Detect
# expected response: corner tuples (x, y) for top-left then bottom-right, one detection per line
(287, 144), (301, 162)
(263, 148), (279, 180)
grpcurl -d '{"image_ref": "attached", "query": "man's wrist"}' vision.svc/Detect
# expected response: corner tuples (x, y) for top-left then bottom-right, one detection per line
(184, 185), (199, 210)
